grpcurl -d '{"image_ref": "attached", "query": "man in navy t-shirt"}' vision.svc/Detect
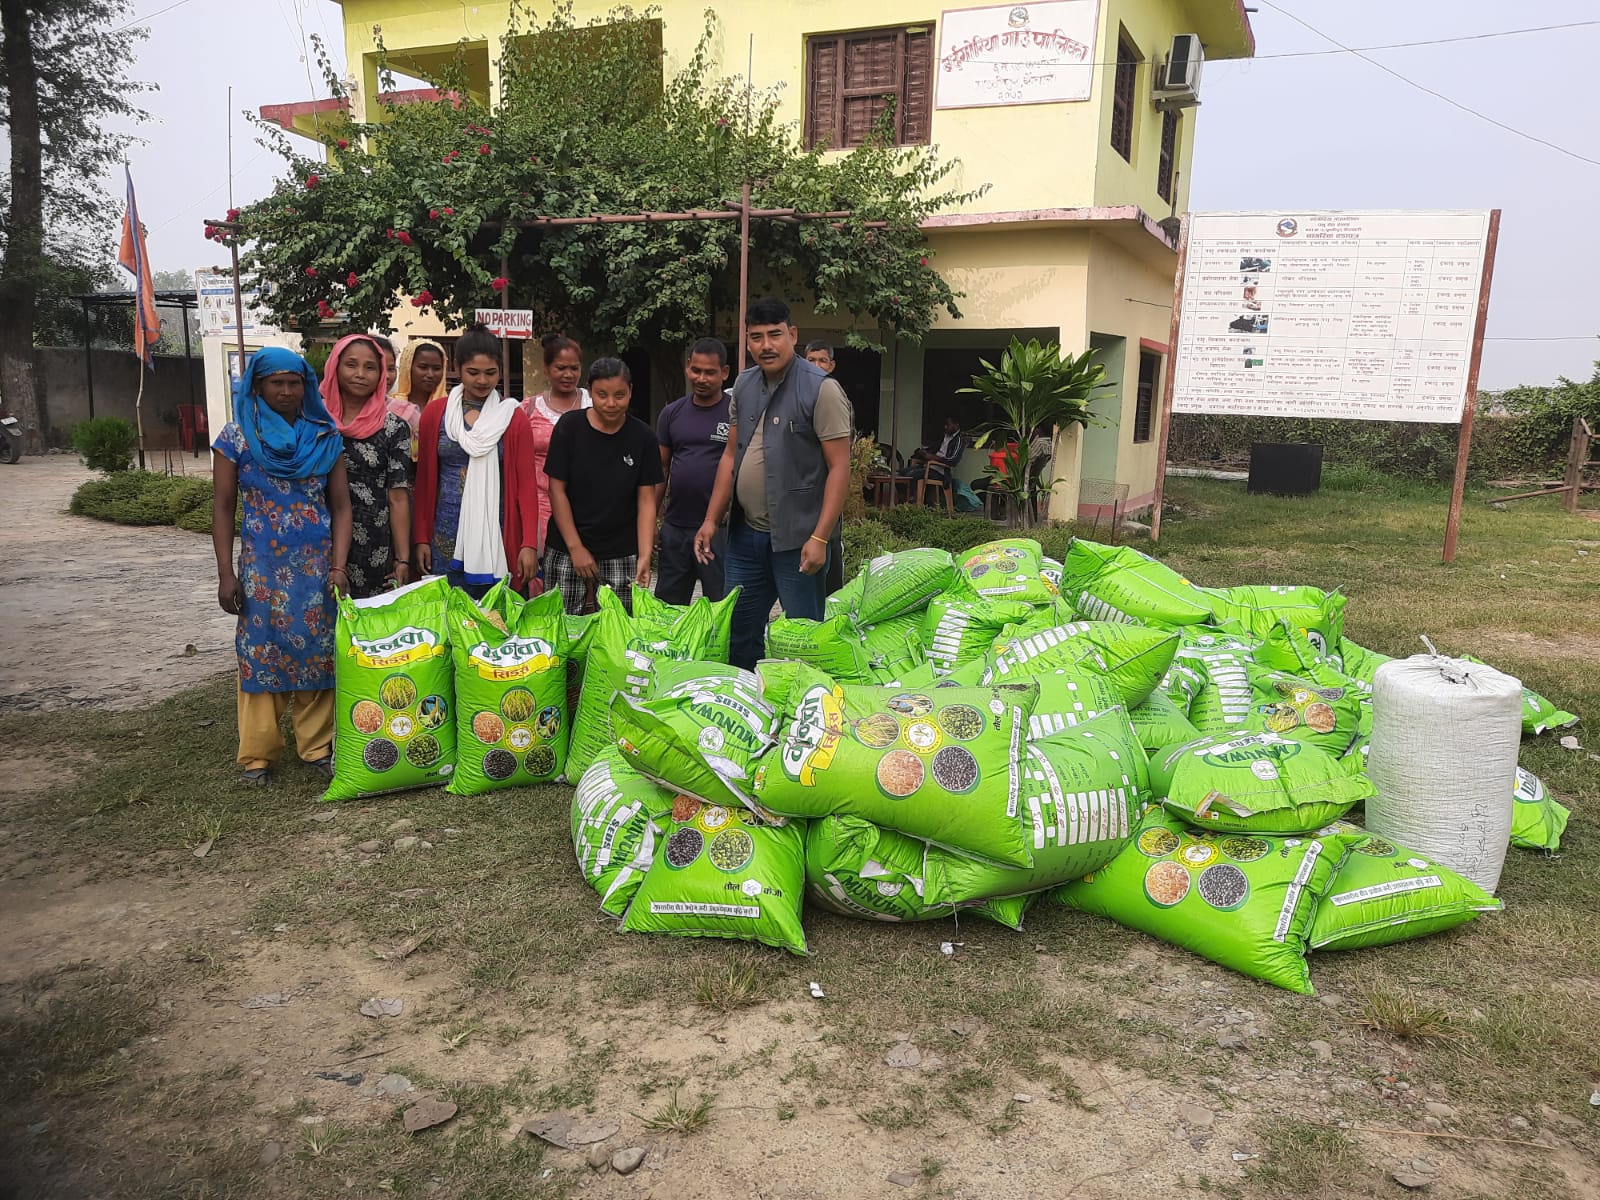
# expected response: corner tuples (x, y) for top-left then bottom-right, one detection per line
(655, 337), (731, 604)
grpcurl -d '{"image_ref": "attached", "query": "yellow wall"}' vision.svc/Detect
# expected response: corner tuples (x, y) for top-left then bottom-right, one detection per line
(335, 0), (1244, 218)
(1083, 233), (1175, 510)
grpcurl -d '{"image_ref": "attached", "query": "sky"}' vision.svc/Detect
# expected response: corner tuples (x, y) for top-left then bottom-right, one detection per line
(100, 0), (1599, 390)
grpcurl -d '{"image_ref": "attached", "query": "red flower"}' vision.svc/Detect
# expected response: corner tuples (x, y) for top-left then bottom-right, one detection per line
(528, 155), (539, 164)
(385, 228), (394, 240)
(304, 267), (318, 277)
(491, 276), (508, 291)
(316, 300), (335, 318)
(478, 143), (490, 155)
(226, 207), (240, 222)
(396, 231), (413, 246)
(411, 289), (434, 307)
(919, 257), (929, 266)
(336, 138), (349, 150)
(429, 208), (439, 220)
(716, 117), (729, 127)
(441, 207), (454, 216)
(305, 174), (319, 189)
(346, 272), (360, 288)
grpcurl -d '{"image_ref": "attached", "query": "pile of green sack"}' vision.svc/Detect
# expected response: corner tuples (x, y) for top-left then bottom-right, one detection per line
(318, 543), (1581, 991)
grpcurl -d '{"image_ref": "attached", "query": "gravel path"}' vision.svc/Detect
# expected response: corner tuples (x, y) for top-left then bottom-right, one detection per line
(0, 457), (238, 711)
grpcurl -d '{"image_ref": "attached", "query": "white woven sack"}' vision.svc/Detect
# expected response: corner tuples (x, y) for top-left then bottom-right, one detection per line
(1366, 653), (1521, 893)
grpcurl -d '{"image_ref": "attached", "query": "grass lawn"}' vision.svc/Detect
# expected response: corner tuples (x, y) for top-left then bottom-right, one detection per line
(0, 476), (1595, 1200)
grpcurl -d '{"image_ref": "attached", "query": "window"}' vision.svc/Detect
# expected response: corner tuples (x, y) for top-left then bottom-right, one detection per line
(1134, 349), (1161, 443)
(1110, 30), (1139, 162)
(805, 25), (933, 149)
(1157, 109), (1179, 203)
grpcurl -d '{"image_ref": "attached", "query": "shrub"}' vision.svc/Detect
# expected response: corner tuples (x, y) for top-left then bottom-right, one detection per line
(70, 472), (219, 529)
(70, 417), (139, 473)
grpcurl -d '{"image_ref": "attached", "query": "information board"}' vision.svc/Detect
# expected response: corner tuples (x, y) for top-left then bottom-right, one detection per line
(936, 1), (1099, 110)
(195, 267), (275, 338)
(1169, 210), (1492, 423)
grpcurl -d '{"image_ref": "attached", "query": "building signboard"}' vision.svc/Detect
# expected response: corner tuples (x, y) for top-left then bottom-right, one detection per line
(935, 1), (1100, 110)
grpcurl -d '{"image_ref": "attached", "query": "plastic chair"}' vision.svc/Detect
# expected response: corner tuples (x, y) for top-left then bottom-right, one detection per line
(917, 473), (954, 515)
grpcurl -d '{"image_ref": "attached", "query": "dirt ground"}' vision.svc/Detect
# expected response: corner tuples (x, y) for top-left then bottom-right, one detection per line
(0, 471), (1595, 1199)
(0, 457), (237, 712)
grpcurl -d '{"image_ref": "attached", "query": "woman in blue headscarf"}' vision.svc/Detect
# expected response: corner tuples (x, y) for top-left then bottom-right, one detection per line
(211, 347), (353, 785)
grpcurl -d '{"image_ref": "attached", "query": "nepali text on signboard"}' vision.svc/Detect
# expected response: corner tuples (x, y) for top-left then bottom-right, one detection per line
(1170, 210), (1492, 424)
(935, 1), (1099, 110)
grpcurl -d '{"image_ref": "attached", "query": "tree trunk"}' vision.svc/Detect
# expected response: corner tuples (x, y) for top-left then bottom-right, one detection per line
(0, 0), (45, 453)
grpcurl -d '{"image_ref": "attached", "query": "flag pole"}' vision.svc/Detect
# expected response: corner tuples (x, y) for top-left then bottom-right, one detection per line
(135, 362), (148, 472)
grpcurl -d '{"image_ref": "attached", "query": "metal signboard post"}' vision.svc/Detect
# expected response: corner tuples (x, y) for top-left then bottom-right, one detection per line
(1151, 209), (1499, 562)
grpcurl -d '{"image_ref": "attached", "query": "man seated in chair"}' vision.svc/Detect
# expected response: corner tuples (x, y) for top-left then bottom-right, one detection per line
(905, 415), (965, 488)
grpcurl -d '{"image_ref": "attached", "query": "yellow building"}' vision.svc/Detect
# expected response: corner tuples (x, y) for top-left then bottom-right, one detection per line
(267, 0), (1253, 519)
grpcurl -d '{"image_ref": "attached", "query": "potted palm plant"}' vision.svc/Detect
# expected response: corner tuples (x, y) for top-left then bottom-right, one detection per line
(960, 337), (1111, 529)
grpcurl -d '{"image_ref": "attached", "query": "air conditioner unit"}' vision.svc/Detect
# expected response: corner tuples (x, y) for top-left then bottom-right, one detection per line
(1155, 34), (1203, 108)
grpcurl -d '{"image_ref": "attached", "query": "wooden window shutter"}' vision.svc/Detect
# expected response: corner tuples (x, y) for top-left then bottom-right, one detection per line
(805, 35), (842, 149)
(902, 28), (933, 145)
(1111, 30), (1138, 161)
(1157, 109), (1179, 202)
(1134, 350), (1160, 442)
(807, 24), (934, 150)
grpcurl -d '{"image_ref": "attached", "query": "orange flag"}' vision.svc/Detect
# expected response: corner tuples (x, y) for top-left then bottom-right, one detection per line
(117, 166), (160, 368)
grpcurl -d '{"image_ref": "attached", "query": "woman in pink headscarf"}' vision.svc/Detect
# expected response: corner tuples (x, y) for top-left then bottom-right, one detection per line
(323, 334), (413, 599)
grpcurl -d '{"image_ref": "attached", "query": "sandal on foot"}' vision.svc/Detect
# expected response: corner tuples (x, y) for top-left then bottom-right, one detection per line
(239, 767), (271, 787)
(307, 755), (335, 780)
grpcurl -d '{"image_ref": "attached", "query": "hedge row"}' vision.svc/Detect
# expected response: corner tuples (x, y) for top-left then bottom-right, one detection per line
(70, 472), (220, 533)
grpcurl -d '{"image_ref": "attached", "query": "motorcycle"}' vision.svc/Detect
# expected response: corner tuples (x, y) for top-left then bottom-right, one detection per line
(0, 407), (20, 464)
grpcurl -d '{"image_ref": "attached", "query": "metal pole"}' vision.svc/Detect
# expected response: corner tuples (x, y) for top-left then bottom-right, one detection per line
(500, 248), (511, 390)
(82, 298), (96, 419)
(1149, 214), (1189, 541)
(182, 298), (198, 456)
(737, 182), (750, 372)
(1442, 208), (1500, 565)
(230, 240), (247, 423)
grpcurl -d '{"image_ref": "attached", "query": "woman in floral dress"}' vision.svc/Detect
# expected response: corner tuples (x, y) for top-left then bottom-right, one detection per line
(211, 347), (352, 785)
(323, 333), (412, 598)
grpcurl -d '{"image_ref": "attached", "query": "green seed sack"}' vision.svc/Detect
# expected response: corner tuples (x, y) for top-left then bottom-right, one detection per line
(1151, 732), (1374, 835)
(621, 801), (808, 955)
(858, 612), (931, 683)
(958, 538), (1058, 605)
(1242, 666), (1364, 757)
(571, 748), (676, 917)
(753, 664), (1040, 867)
(1203, 584), (1347, 656)
(1174, 628), (1260, 733)
(325, 576), (456, 802)
(1459, 655), (1579, 735)
(986, 620), (1179, 708)
(1027, 668), (1124, 739)
(1160, 659), (1209, 714)
(824, 566), (866, 619)
(1510, 766), (1571, 852)
(1307, 820), (1501, 951)
(1060, 540), (1216, 627)
(1054, 808), (1347, 995)
(929, 710), (1147, 904)
(855, 548), (957, 625)
(566, 588), (737, 780)
(446, 583), (569, 795)
(1255, 622), (1365, 693)
(765, 613), (878, 683)
(802, 815), (1037, 930)
(610, 662), (778, 813)
(920, 593), (1034, 676)
(1127, 689), (1202, 754)
(1336, 637), (1393, 688)
(563, 612), (596, 726)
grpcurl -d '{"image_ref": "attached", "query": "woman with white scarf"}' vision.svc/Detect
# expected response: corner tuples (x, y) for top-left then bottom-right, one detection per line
(411, 327), (541, 598)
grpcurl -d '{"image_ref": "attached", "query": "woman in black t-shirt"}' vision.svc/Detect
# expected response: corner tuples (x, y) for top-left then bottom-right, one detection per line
(542, 357), (663, 613)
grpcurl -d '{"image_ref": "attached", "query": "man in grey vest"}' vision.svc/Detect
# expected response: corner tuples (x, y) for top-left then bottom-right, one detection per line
(695, 298), (852, 669)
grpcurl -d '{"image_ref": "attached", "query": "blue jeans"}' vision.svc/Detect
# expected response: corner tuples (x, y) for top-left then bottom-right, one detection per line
(725, 518), (829, 669)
